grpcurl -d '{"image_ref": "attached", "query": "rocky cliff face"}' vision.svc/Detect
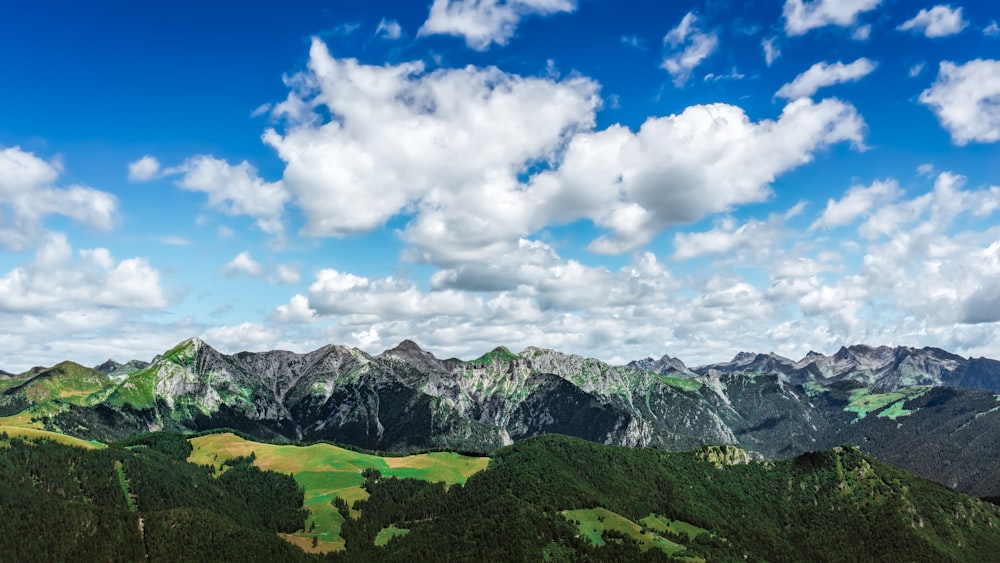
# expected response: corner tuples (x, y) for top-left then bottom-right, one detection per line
(8, 338), (1000, 498)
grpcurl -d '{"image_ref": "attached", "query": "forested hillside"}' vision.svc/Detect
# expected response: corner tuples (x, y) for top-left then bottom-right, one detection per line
(3, 430), (1000, 561)
(329, 435), (1000, 562)
(0, 432), (315, 562)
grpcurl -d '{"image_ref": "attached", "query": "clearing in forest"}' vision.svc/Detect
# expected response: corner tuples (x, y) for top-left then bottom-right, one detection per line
(188, 432), (489, 553)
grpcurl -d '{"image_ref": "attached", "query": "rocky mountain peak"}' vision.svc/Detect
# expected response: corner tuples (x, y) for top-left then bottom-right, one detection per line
(834, 345), (853, 359)
(520, 346), (553, 357)
(93, 359), (122, 374)
(731, 351), (758, 364)
(390, 339), (425, 353)
(627, 354), (695, 378)
(380, 339), (440, 365)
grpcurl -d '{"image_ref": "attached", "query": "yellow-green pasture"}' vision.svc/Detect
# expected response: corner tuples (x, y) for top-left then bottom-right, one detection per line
(0, 412), (104, 449)
(188, 432), (489, 553)
(638, 514), (709, 541)
(845, 386), (930, 421)
(563, 507), (707, 560)
(374, 525), (410, 547)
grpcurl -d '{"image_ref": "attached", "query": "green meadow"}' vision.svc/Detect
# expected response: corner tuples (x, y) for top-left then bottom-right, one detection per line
(562, 507), (705, 559)
(374, 525), (410, 547)
(845, 386), (930, 421)
(188, 432), (489, 553)
(0, 411), (105, 449)
(639, 514), (710, 541)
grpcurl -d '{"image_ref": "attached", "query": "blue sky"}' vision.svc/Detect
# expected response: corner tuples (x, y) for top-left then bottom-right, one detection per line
(2, 0), (1000, 371)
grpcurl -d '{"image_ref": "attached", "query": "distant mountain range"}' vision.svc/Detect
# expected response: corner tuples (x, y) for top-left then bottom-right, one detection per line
(630, 343), (1000, 394)
(4, 338), (1000, 497)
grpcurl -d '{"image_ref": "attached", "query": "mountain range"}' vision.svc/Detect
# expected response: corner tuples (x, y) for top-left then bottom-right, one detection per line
(4, 338), (1000, 498)
(685, 344), (1000, 393)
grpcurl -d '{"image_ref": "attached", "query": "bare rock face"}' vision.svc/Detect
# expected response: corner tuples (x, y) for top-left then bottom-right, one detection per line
(696, 444), (763, 468)
(628, 354), (698, 378)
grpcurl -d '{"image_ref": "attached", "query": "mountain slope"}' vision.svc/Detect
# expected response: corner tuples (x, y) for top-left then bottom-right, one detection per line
(334, 434), (1000, 562)
(12, 338), (1000, 498)
(0, 361), (114, 417)
(5, 428), (999, 561)
(0, 434), (315, 562)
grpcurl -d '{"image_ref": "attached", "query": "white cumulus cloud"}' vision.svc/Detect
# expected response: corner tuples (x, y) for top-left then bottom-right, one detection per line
(898, 5), (968, 37)
(0, 146), (118, 251)
(253, 38), (868, 266)
(263, 38), (598, 257)
(661, 12), (718, 88)
(673, 215), (785, 261)
(169, 155), (287, 235)
(273, 264), (301, 284)
(920, 59), (1000, 145)
(201, 322), (282, 353)
(127, 155), (161, 182)
(273, 294), (316, 323)
(375, 18), (403, 40)
(0, 233), (165, 313)
(534, 97), (866, 254)
(776, 58), (877, 99)
(810, 179), (903, 230)
(222, 251), (265, 278)
(418, 0), (576, 50)
(783, 0), (882, 36)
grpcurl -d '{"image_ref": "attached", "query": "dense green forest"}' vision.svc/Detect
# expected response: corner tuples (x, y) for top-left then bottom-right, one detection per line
(0, 431), (315, 562)
(329, 436), (1000, 562)
(2, 430), (1000, 561)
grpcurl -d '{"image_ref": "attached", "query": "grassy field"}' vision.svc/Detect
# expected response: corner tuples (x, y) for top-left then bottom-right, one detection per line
(562, 507), (699, 558)
(0, 424), (105, 449)
(845, 387), (930, 421)
(639, 514), (709, 541)
(0, 412), (42, 429)
(658, 374), (703, 392)
(374, 525), (410, 547)
(0, 411), (104, 449)
(188, 432), (489, 553)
